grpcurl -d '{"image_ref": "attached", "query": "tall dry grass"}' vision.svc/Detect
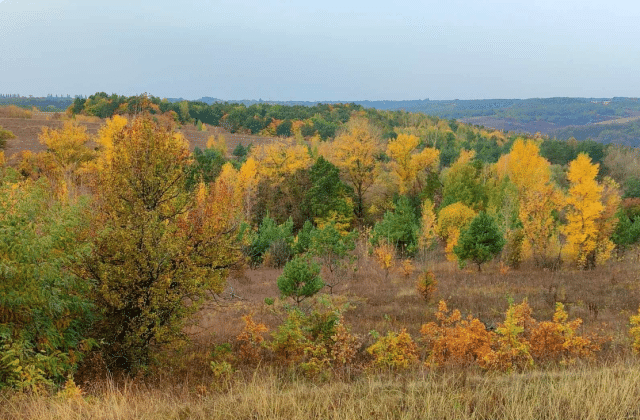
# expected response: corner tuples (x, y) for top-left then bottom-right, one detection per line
(0, 105), (33, 119)
(3, 361), (640, 419)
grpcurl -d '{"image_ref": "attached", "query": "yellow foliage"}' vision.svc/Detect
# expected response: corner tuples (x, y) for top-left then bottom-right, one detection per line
(367, 329), (419, 370)
(436, 202), (476, 261)
(251, 139), (311, 183)
(207, 134), (228, 156)
(419, 198), (437, 250)
(564, 153), (606, 269)
(324, 117), (382, 216)
(373, 241), (395, 279)
(386, 133), (439, 195)
(629, 306), (640, 354)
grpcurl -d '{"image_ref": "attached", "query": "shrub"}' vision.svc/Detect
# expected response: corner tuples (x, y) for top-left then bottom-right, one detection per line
(420, 301), (493, 368)
(236, 314), (268, 364)
(366, 329), (419, 370)
(415, 271), (438, 303)
(248, 215), (294, 267)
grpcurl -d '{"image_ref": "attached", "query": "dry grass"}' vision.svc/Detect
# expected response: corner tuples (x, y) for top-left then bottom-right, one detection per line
(0, 105), (32, 119)
(4, 361), (640, 419)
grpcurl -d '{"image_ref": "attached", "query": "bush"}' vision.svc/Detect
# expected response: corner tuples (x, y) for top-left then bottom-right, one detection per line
(366, 329), (419, 370)
(248, 215), (294, 266)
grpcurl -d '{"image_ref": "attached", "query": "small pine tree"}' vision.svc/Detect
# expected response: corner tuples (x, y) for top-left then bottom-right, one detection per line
(454, 212), (505, 271)
(277, 256), (324, 305)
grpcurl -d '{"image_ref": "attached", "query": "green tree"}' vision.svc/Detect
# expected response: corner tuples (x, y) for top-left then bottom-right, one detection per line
(303, 156), (353, 228)
(277, 256), (324, 306)
(370, 196), (420, 256)
(0, 174), (95, 389)
(82, 117), (241, 372)
(453, 212), (505, 271)
(185, 147), (226, 190)
(309, 223), (356, 294)
(248, 215), (295, 266)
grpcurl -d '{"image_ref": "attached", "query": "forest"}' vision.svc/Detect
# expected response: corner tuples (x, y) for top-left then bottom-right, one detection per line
(2, 98), (640, 418)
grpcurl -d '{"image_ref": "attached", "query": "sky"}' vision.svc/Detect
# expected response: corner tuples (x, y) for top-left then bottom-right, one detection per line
(1, 0), (639, 101)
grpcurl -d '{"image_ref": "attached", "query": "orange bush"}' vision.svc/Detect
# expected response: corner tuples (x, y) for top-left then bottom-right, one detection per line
(236, 314), (269, 364)
(420, 300), (493, 368)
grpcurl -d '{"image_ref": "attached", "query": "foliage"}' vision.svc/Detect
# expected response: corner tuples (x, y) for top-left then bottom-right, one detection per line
(629, 306), (640, 355)
(440, 150), (486, 209)
(308, 222), (356, 293)
(277, 256), (324, 305)
(0, 125), (16, 149)
(303, 156), (354, 230)
(292, 220), (315, 255)
(419, 198), (437, 251)
(82, 116), (241, 372)
(370, 196), (420, 256)
(503, 228), (525, 269)
(420, 301), (493, 368)
(386, 133), (439, 196)
(366, 329), (419, 370)
(415, 271), (438, 303)
(453, 212), (505, 271)
(373, 240), (396, 281)
(325, 117), (381, 218)
(236, 314), (269, 364)
(248, 215), (294, 266)
(564, 153), (619, 269)
(436, 202), (476, 261)
(185, 147), (226, 190)
(0, 175), (95, 389)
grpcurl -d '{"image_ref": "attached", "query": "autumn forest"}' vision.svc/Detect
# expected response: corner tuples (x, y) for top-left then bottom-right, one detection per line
(2, 95), (640, 419)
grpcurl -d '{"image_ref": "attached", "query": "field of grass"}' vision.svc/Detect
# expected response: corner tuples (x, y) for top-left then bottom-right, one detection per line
(3, 242), (637, 419)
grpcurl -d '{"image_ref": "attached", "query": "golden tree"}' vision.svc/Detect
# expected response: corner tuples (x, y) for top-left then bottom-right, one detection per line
(564, 153), (619, 269)
(82, 116), (242, 372)
(386, 133), (439, 196)
(38, 121), (94, 200)
(325, 117), (381, 218)
(498, 139), (560, 265)
(436, 202), (476, 261)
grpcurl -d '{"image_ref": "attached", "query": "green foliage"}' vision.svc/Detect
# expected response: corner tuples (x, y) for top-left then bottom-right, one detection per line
(248, 215), (294, 266)
(0, 125), (16, 149)
(309, 222), (356, 293)
(441, 157), (486, 210)
(612, 210), (640, 252)
(454, 212), (505, 271)
(303, 156), (353, 226)
(0, 175), (95, 389)
(293, 220), (315, 255)
(83, 117), (240, 373)
(185, 147), (226, 190)
(370, 196), (420, 256)
(276, 119), (292, 137)
(277, 256), (324, 305)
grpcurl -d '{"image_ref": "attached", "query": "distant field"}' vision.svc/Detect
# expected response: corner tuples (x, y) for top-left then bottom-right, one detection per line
(0, 113), (278, 163)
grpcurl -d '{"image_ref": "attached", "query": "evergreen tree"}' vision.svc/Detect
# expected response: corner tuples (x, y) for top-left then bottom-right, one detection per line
(454, 212), (505, 271)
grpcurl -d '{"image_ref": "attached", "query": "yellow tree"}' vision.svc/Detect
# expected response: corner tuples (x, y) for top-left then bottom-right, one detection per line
(564, 153), (606, 269)
(250, 138), (311, 183)
(498, 139), (560, 265)
(325, 117), (381, 218)
(419, 198), (437, 251)
(386, 133), (439, 196)
(38, 120), (94, 200)
(436, 202), (476, 261)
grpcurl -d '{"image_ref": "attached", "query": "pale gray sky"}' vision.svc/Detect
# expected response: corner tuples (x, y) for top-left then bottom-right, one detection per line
(1, 0), (639, 101)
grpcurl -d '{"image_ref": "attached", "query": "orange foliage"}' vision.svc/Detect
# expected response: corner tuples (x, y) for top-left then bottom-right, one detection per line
(421, 300), (494, 368)
(236, 314), (269, 364)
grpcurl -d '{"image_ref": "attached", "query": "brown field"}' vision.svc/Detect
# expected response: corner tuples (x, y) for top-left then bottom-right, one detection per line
(0, 113), (276, 163)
